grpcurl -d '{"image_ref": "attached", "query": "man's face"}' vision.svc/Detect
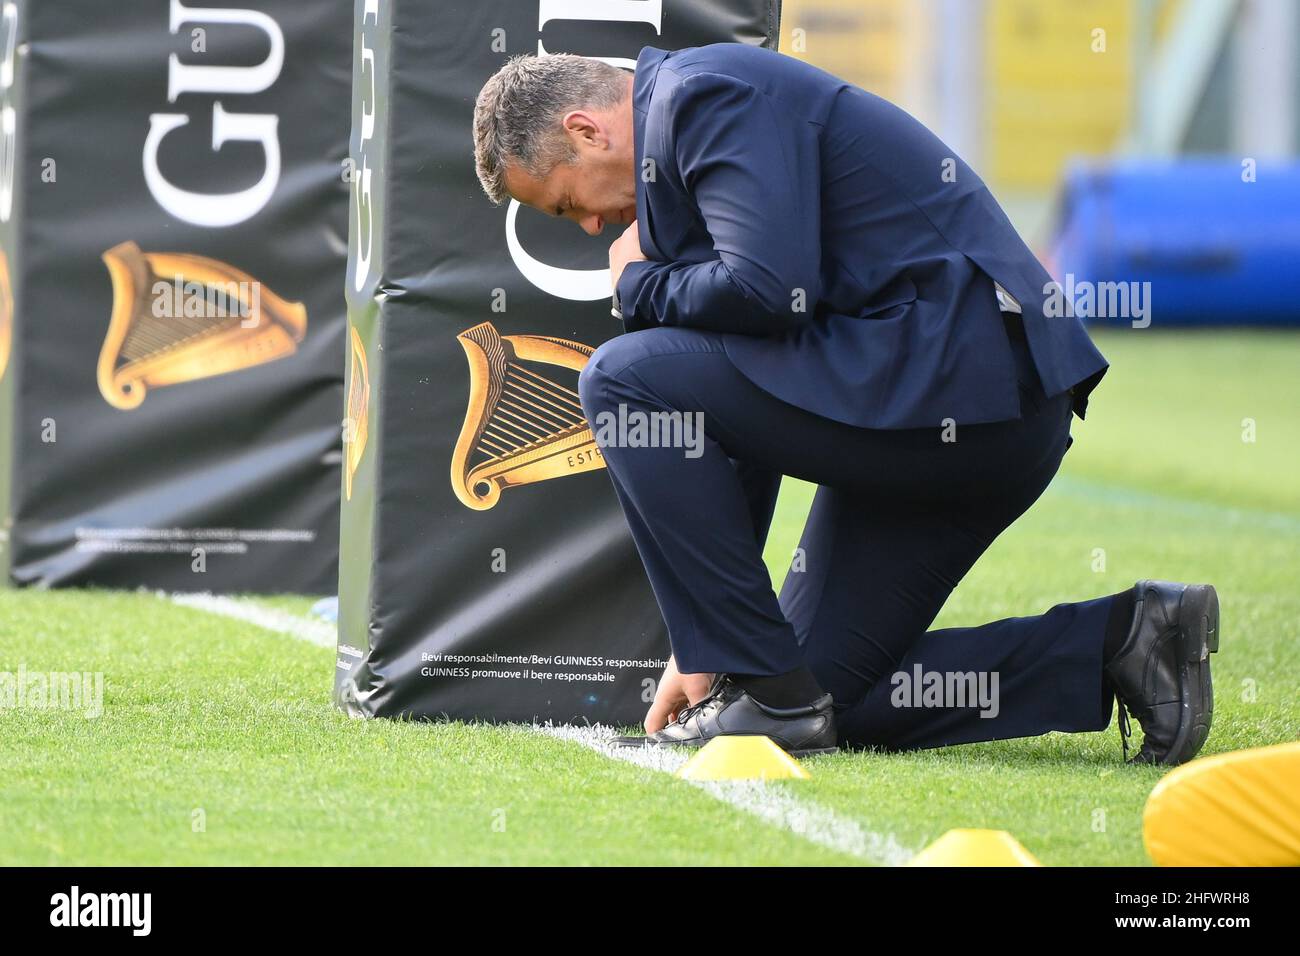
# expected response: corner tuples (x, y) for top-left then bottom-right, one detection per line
(503, 98), (637, 237)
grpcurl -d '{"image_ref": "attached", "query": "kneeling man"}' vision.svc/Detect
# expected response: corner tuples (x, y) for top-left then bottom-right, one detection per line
(471, 44), (1219, 764)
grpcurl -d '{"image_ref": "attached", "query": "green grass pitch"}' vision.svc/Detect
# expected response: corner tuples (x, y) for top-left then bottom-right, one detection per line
(1, 330), (1297, 865)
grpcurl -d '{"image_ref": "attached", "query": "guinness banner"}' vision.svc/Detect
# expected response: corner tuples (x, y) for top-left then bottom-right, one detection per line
(335, 0), (782, 725)
(0, 1), (351, 591)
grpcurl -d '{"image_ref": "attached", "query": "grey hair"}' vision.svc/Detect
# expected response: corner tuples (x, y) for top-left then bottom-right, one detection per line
(473, 53), (630, 206)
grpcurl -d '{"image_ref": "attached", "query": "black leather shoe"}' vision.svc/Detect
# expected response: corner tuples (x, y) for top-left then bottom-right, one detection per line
(611, 674), (838, 757)
(1105, 580), (1219, 766)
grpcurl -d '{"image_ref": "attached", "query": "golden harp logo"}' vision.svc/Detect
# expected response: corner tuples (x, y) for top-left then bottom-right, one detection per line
(0, 249), (11, 384)
(451, 321), (603, 510)
(97, 241), (307, 409)
(344, 324), (369, 501)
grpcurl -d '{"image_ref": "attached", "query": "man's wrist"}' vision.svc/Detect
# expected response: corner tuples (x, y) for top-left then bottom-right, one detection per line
(613, 259), (654, 323)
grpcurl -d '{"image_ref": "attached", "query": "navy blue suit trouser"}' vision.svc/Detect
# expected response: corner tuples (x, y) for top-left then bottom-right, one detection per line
(577, 319), (1116, 751)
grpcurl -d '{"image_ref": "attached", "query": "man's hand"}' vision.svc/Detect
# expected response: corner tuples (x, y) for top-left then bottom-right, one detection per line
(645, 655), (715, 734)
(609, 220), (647, 292)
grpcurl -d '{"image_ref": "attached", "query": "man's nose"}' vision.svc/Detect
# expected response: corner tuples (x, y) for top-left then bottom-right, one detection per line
(579, 213), (603, 236)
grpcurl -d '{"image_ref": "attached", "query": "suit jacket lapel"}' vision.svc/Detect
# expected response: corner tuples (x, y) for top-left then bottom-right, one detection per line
(633, 46), (669, 262)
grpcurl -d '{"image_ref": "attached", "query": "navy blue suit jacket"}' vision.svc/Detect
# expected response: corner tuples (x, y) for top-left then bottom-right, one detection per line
(614, 44), (1108, 429)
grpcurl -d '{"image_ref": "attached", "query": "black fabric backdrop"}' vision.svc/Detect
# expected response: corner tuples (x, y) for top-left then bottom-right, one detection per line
(336, 0), (783, 724)
(0, 0), (351, 592)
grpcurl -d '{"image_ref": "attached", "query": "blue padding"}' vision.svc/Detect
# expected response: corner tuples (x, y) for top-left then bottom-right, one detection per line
(1050, 159), (1300, 326)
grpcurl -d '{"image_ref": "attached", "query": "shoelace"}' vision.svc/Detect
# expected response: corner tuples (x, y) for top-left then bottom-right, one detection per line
(670, 675), (728, 727)
(1106, 668), (1145, 761)
(1115, 695), (1132, 761)
(671, 698), (711, 727)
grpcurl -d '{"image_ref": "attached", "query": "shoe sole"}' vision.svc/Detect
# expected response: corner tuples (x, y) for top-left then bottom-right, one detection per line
(1177, 583), (1218, 763)
(1135, 583), (1218, 766)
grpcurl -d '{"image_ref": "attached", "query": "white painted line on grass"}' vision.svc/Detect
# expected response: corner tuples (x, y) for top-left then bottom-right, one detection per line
(169, 593), (911, 865)
(1053, 475), (1300, 533)
(168, 592), (337, 648)
(535, 721), (914, 866)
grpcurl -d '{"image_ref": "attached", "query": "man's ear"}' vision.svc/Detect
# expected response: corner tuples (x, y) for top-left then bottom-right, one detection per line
(562, 109), (603, 148)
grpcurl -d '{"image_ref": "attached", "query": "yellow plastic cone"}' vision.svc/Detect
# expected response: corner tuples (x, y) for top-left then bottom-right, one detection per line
(675, 735), (812, 781)
(1143, 741), (1300, 867)
(907, 828), (1043, 867)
